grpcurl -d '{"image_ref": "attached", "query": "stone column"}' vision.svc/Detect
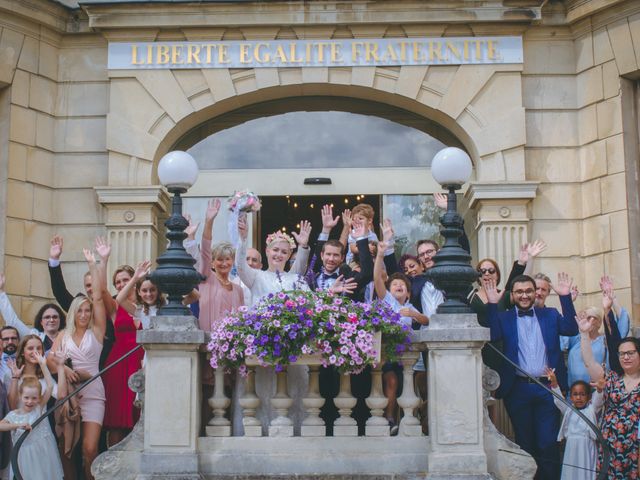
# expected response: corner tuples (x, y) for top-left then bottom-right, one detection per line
(417, 313), (490, 477)
(136, 315), (206, 480)
(95, 186), (170, 278)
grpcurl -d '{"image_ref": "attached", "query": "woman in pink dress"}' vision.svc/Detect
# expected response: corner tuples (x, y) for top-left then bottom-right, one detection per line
(198, 199), (244, 430)
(49, 248), (107, 480)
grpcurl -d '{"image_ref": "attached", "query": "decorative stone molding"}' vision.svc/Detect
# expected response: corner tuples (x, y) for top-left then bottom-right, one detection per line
(95, 186), (170, 276)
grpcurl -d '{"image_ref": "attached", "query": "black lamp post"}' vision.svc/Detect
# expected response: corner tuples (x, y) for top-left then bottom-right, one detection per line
(425, 147), (479, 314)
(148, 151), (205, 316)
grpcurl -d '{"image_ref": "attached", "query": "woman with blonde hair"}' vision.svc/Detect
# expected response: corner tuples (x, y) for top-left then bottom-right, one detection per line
(48, 248), (106, 480)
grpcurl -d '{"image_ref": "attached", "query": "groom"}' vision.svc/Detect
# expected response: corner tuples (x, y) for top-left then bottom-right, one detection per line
(484, 273), (577, 480)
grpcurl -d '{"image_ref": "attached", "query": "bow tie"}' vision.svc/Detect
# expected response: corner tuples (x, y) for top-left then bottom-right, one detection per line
(517, 309), (534, 317)
(320, 271), (339, 280)
(1, 353), (14, 362)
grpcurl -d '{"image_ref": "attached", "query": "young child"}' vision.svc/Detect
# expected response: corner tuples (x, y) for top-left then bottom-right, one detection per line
(0, 352), (64, 480)
(546, 367), (603, 480)
(374, 241), (428, 434)
(346, 204), (378, 264)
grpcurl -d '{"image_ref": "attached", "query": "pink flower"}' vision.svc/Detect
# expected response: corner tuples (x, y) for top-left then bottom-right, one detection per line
(329, 355), (337, 364)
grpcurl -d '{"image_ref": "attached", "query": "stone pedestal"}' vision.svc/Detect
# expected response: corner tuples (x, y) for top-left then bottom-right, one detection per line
(135, 315), (206, 480)
(415, 313), (491, 478)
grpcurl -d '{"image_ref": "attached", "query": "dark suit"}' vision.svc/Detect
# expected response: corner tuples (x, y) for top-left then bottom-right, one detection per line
(487, 295), (577, 479)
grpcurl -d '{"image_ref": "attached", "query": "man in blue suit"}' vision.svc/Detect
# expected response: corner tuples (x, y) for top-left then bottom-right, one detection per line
(484, 273), (577, 480)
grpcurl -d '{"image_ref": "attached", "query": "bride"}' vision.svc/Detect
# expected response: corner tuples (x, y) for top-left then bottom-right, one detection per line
(235, 214), (311, 435)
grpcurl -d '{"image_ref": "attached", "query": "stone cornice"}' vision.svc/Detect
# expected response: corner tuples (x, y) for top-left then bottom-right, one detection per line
(0, 0), (72, 33)
(81, 1), (546, 30)
(464, 181), (539, 208)
(95, 185), (171, 212)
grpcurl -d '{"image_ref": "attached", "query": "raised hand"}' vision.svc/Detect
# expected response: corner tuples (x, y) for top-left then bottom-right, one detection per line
(551, 272), (573, 296)
(380, 218), (394, 243)
(481, 278), (502, 304)
(184, 214), (200, 240)
(94, 236), (111, 261)
(517, 243), (529, 266)
(341, 209), (352, 230)
(292, 220), (312, 248)
(352, 220), (367, 239)
(544, 367), (558, 388)
(591, 374), (606, 393)
(0, 273), (5, 293)
(321, 204), (339, 233)
(49, 235), (63, 260)
(238, 214), (248, 241)
(34, 351), (47, 368)
(599, 275), (614, 293)
(434, 192), (448, 210)
(329, 275), (357, 295)
(571, 285), (580, 302)
(7, 359), (23, 379)
(52, 351), (66, 368)
(205, 198), (221, 222)
(527, 239), (547, 258)
(377, 240), (389, 258)
(602, 288), (614, 312)
(134, 260), (152, 280)
(83, 248), (96, 265)
(576, 311), (593, 334)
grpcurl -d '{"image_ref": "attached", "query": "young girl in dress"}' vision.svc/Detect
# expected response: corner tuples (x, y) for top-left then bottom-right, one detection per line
(0, 354), (64, 480)
(547, 367), (603, 480)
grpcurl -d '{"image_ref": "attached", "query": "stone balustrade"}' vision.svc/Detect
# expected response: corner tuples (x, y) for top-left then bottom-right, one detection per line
(205, 349), (423, 438)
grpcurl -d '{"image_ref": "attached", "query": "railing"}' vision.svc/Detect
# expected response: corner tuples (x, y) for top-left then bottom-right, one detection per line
(10, 345), (144, 480)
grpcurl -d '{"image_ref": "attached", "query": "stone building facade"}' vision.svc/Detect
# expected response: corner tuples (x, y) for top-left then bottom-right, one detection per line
(0, 0), (639, 329)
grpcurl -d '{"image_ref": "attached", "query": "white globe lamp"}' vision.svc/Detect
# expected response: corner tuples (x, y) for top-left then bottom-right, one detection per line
(157, 150), (199, 192)
(430, 147), (472, 188)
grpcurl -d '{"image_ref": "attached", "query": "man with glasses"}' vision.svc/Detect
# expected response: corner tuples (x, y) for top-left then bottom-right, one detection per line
(0, 327), (20, 382)
(484, 273), (577, 480)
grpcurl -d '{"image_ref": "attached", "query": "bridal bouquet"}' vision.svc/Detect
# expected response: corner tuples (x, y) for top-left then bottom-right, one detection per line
(207, 290), (411, 376)
(227, 189), (261, 213)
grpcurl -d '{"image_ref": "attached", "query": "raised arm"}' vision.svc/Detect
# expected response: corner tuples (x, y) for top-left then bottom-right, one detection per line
(314, 205), (339, 274)
(373, 241), (389, 300)
(291, 220), (311, 275)
(7, 359), (24, 409)
(52, 351), (68, 399)
(36, 352), (54, 405)
(48, 235), (74, 311)
(520, 240), (547, 277)
(578, 312), (605, 381)
(482, 278), (505, 342)
(552, 272), (578, 336)
(116, 261), (151, 315)
(184, 214), (201, 274)
(339, 209), (352, 249)
(94, 236), (117, 318)
(200, 199), (221, 278)
(85, 249), (106, 343)
(0, 273), (34, 338)
(235, 214), (258, 289)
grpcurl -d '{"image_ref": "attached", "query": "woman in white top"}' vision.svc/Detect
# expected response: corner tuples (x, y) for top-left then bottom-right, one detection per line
(235, 215), (311, 435)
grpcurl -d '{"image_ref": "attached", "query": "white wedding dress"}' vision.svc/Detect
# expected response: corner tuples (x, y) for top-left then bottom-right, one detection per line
(234, 239), (311, 436)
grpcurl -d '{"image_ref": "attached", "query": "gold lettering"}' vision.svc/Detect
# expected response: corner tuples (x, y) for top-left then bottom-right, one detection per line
(205, 44), (215, 63)
(475, 40), (484, 61)
(352, 42), (364, 62)
(146, 45), (153, 64)
(487, 40), (498, 60)
(131, 45), (143, 65)
(171, 45), (184, 64)
(289, 43), (303, 63)
(240, 44), (251, 63)
(274, 44), (288, 63)
(316, 42), (329, 62)
(365, 42), (379, 62)
(187, 45), (201, 64)
(219, 45), (230, 63)
(445, 41), (461, 60)
(305, 42), (312, 63)
(399, 41), (408, 62)
(157, 45), (170, 64)
(463, 41), (470, 61)
(254, 43), (270, 63)
(429, 41), (444, 61)
(330, 43), (343, 63)
(381, 43), (398, 62)
(412, 42), (425, 62)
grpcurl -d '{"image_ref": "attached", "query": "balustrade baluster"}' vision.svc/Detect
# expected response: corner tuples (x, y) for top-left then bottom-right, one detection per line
(269, 368), (294, 437)
(397, 350), (422, 436)
(333, 372), (358, 436)
(239, 366), (262, 436)
(206, 367), (231, 436)
(301, 365), (326, 436)
(365, 363), (390, 436)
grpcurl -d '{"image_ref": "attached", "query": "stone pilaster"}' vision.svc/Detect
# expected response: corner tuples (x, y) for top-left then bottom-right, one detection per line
(95, 186), (170, 276)
(136, 315), (206, 480)
(465, 182), (539, 270)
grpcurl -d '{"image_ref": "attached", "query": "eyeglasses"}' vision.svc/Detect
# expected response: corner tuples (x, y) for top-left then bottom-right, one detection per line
(418, 249), (437, 258)
(1, 336), (18, 342)
(478, 268), (497, 275)
(513, 289), (535, 297)
(42, 315), (60, 320)
(618, 350), (638, 359)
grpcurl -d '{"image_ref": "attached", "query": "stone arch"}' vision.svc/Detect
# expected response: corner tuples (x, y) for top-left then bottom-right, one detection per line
(106, 63), (526, 186)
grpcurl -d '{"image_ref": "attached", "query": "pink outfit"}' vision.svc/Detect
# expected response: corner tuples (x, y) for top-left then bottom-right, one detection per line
(61, 329), (105, 425)
(198, 239), (244, 333)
